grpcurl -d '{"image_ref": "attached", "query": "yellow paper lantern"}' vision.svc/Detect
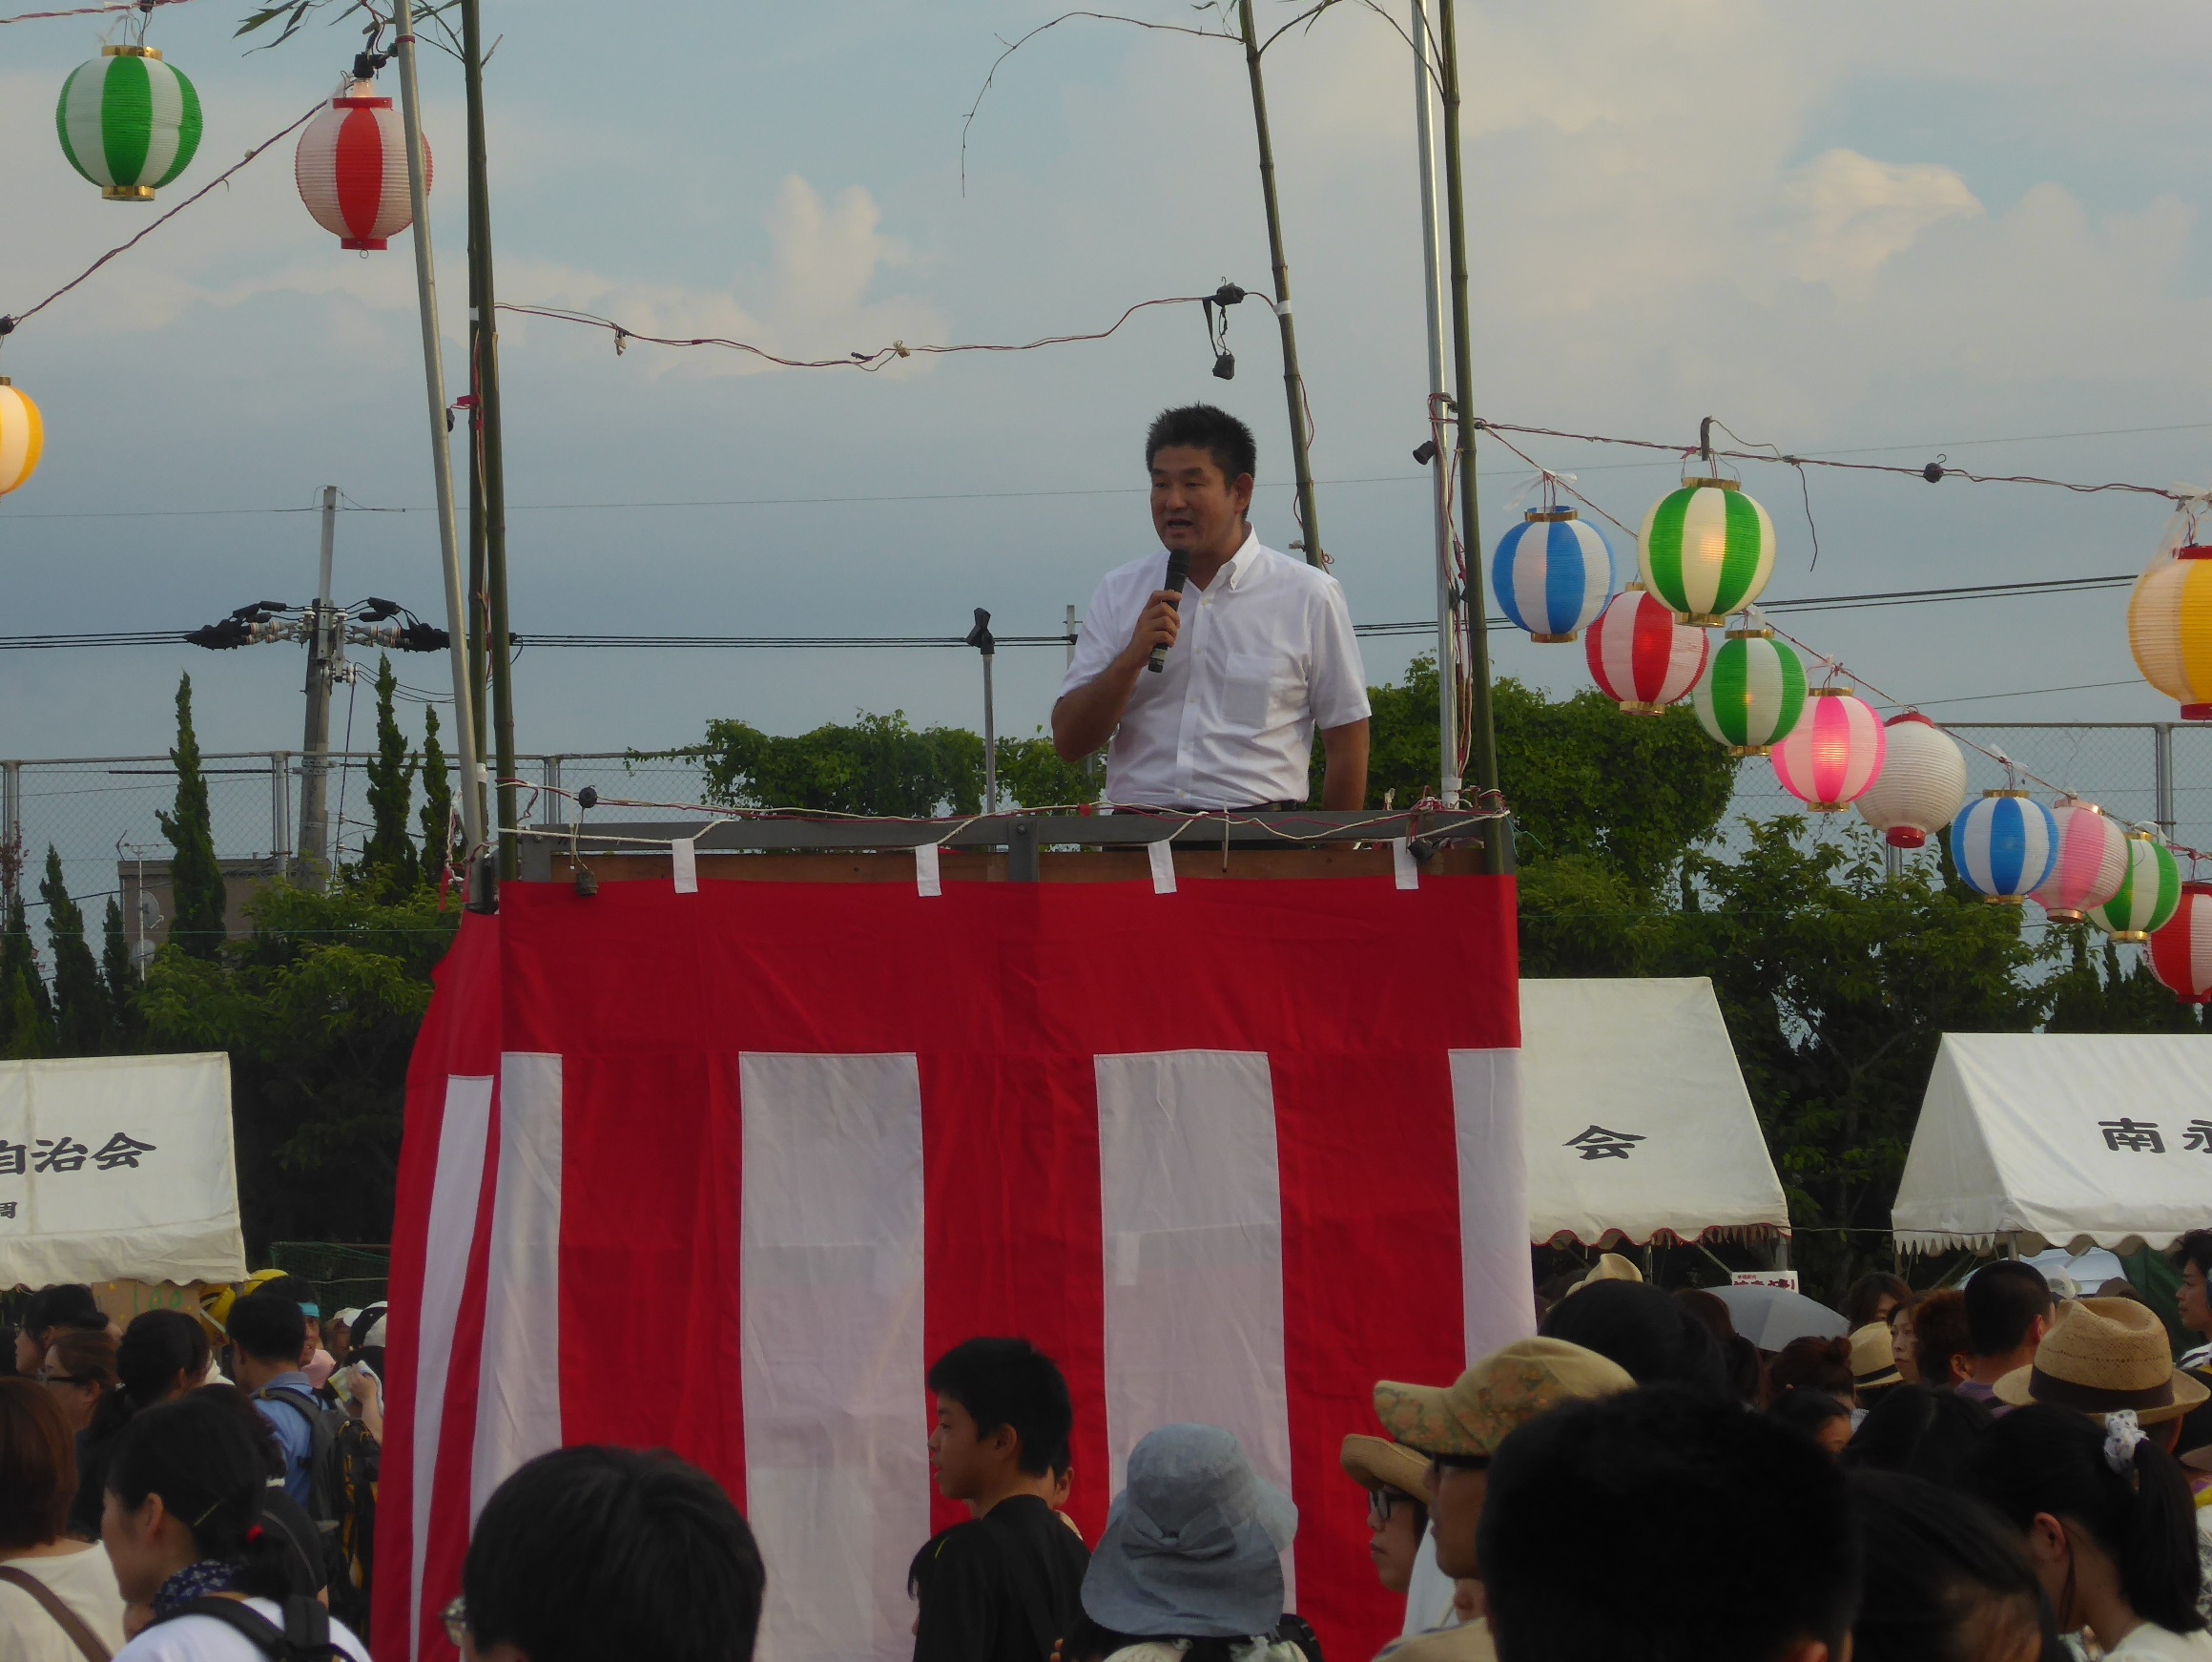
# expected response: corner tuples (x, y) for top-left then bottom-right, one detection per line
(2128, 542), (2212, 719)
(0, 381), (43, 497)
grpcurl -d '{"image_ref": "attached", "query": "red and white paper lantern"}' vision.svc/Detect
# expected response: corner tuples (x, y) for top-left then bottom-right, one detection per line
(2032, 799), (2130, 924)
(295, 80), (426, 250)
(1771, 687), (1886, 811)
(1852, 712), (1967, 847)
(2149, 881), (2212, 1005)
(1583, 584), (1708, 714)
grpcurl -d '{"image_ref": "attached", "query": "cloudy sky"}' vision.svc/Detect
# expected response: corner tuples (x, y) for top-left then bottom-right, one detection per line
(3, 1), (2209, 838)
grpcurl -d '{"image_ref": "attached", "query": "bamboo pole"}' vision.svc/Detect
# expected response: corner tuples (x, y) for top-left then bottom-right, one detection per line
(1436, 0), (1501, 865)
(461, 0), (518, 876)
(1236, 0), (1323, 568)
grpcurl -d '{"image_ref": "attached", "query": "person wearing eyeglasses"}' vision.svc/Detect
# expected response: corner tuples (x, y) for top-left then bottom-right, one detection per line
(38, 1330), (117, 1438)
(1339, 1435), (1430, 1600)
(1367, 1340), (1636, 1662)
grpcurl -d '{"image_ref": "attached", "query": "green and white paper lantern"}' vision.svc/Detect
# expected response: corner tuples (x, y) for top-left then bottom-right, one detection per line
(56, 47), (201, 201)
(1692, 628), (1807, 757)
(1639, 476), (1777, 626)
(2089, 829), (2183, 943)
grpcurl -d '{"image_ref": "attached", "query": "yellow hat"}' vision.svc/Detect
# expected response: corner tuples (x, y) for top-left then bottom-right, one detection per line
(1567, 1253), (1643, 1297)
(202, 1268), (287, 1336)
(1374, 1339), (1636, 1460)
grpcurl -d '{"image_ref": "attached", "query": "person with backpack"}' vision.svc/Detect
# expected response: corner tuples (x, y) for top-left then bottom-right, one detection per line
(99, 1393), (367, 1661)
(220, 1296), (377, 1639)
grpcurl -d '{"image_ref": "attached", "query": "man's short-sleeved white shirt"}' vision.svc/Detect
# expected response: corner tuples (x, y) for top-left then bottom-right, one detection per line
(1057, 530), (1370, 809)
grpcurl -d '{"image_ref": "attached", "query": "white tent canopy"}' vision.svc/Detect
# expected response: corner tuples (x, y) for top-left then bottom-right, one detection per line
(0, 1052), (244, 1287)
(1894, 1032), (2212, 1256)
(1519, 978), (1789, 1247)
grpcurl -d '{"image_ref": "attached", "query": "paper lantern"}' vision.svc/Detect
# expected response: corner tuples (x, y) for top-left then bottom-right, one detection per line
(1492, 508), (1613, 642)
(2031, 799), (2129, 923)
(1771, 688), (1885, 811)
(2090, 830), (2183, 943)
(1639, 477), (1777, 625)
(1853, 713), (1967, 848)
(1948, 791), (2058, 905)
(1692, 628), (1805, 756)
(295, 81), (426, 251)
(1583, 584), (1708, 714)
(2128, 543), (2212, 719)
(0, 382), (42, 499)
(2149, 882), (2212, 1005)
(55, 47), (201, 201)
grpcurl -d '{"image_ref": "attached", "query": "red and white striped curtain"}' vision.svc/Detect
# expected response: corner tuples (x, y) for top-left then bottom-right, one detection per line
(372, 874), (1528, 1662)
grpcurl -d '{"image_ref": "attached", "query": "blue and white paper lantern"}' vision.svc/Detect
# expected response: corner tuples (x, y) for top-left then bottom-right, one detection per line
(1492, 508), (1615, 643)
(1948, 790), (2058, 904)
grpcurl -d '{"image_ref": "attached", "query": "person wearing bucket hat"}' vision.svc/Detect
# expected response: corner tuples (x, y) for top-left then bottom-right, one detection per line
(1993, 1298), (2212, 1425)
(1340, 1432), (1436, 1615)
(1366, 1340), (1635, 1662)
(1063, 1424), (1310, 1662)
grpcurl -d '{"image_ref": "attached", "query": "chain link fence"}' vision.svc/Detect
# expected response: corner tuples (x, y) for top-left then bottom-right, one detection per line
(1, 727), (2205, 939)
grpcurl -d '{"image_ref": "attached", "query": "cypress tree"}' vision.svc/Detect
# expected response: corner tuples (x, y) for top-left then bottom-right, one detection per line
(360, 655), (419, 894)
(39, 845), (107, 1054)
(0, 889), (53, 1058)
(100, 894), (141, 1044)
(155, 674), (227, 958)
(419, 703), (453, 888)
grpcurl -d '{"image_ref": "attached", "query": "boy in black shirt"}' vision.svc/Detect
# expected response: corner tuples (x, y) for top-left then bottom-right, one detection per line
(913, 1338), (1088, 1662)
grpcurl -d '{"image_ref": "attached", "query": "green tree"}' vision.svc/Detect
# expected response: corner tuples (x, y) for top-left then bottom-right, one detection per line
(38, 846), (108, 1054)
(2046, 924), (2209, 1034)
(101, 895), (142, 1045)
(156, 674), (227, 959)
(0, 888), (54, 1059)
(139, 880), (456, 1252)
(998, 732), (1098, 808)
(1676, 821), (2049, 1299)
(695, 712), (983, 817)
(420, 703), (453, 888)
(359, 656), (419, 895)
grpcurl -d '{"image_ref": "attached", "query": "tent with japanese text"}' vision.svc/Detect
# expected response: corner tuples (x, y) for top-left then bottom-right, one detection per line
(370, 872), (1529, 1662)
(1519, 978), (1788, 1246)
(1894, 1031), (2212, 1254)
(0, 1052), (244, 1288)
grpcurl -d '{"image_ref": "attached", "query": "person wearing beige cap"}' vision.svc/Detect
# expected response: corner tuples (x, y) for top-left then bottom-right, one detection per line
(1364, 1340), (1636, 1662)
(1339, 1435), (1432, 1599)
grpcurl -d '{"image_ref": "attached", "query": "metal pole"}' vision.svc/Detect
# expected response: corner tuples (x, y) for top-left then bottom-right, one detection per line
(1236, 0), (1323, 568)
(543, 756), (563, 828)
(1065, 603), (1078, 675)
(968, 609), (998, 814)
(2156, 723), (2177, 837)
(270, 751), (291, 876)
(462, 0), (517, 878)
(1412, 0), (1457, 805)
(298, 487), (336, 889)
(1436, 0), (1502, 868)
(393, 0), (487, 860)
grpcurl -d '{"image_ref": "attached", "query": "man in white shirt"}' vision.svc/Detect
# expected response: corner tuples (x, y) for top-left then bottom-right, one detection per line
(1052, 405), (1371, 809)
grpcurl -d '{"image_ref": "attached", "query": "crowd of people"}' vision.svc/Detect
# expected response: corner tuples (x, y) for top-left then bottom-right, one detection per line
(5, 1240), (2212, 1662)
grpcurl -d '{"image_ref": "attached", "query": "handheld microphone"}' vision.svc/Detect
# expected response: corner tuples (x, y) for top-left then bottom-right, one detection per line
(1147, 548), (1191, 673)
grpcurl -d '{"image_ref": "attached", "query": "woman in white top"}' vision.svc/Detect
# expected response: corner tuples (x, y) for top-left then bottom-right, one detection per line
(0, 1376), (128, 1662)
(97, 1394), (366, 1662)
(1967, 1405), (2212, 1662)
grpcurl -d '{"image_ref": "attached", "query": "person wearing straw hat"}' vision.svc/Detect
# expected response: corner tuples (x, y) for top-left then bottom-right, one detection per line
(1992, 1298), (2212, 1425)
(1366, 1340), (1635, 1662)
(1849, 1322), (1906, 1413)
(1060, 1423), (1313, 1662)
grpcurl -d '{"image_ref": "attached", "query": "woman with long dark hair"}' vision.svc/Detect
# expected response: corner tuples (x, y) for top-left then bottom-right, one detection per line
(1965, 1404), (2210, 1660)
(100, 1393), (366, 1660)
(71, 1312), (210, 1539)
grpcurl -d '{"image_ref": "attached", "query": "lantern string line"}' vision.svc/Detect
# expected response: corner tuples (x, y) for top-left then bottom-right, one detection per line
(0, 0), (191, 23)
(0, 96), (324, 336)
(1477, 423), (2211, 863)
(493, 293), (1244, 372)
(1475, 418), (2185, 505)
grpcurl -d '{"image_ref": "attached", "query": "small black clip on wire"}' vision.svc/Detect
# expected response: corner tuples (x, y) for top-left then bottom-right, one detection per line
(1923, 453), (1948, 484)
(1203, 283), (1244, 382)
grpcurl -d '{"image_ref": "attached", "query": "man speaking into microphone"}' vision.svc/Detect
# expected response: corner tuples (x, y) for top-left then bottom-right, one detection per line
(1051, 404), (1371, 809)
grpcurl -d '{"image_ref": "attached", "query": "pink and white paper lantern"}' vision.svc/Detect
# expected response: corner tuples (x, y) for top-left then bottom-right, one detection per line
(2032, 799), (2129, 923)
(1771, 688), (1887, 811)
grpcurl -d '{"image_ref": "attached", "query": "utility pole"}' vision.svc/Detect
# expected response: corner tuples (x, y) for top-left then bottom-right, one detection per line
(1436, 0), (1502, 867)
(1412, 0), (1457, 805)
(393, 0), (486, 861)
(1236, 0), (1323, 568)
(967, 609), (998, 814)
(461, 0), (518, 877)
(298, 485), (340, 887)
